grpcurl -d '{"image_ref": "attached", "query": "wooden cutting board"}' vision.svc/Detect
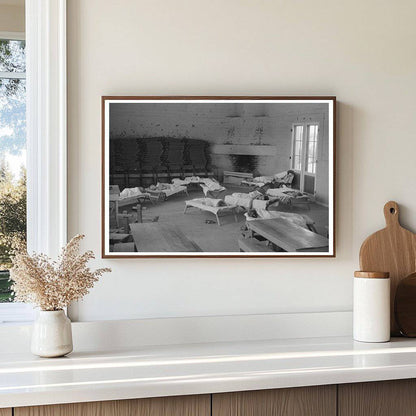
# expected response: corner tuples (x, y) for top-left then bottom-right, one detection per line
(395, 272), (416, 337)
(359, 201), (416, 335)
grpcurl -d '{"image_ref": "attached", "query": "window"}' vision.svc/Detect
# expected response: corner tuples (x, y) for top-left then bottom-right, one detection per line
(291, 122), (319, 194)
(0, 3), (67, 323)
(306, 124), (318, 174)
(292, 125), (304, 171)
(0, 38), (26, 306)
(291, 123), (319, 174)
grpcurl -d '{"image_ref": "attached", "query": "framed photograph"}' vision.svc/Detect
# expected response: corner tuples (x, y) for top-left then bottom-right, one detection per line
(102, 96), (335, 258)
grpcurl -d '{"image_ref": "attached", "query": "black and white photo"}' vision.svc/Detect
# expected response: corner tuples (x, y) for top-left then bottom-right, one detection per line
(102, 97), (335, 257)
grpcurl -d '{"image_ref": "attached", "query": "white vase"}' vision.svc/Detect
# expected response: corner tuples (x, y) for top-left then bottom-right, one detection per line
(31, 310), (73, 358)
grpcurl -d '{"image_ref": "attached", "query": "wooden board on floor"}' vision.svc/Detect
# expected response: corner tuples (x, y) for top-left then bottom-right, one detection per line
(113, 242), (136, 252)
(109, 233), (130, 242)
(338, 379), (416, 416)
(15, 395), (210, 416)
(130, 222), (202, 252)
(238, 237), (274, 252)
(212, 386), (336, 416)
(247, 218), (329, 252)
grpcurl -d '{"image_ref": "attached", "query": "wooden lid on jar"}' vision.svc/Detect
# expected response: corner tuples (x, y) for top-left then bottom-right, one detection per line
(354, 271), (390, 279)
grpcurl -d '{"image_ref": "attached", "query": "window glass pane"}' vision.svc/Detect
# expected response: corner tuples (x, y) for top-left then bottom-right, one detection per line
(295, 125), (303, 140)
(0, 40), (26, 73)
(308, 125), (316, 138)
(0, 41), (26, 303)
(307, 157), (315, 174)
(305, 124), (318, 174)
(295, 140), (301, 156)
(0, 78), (26, 154)
(293, 126), (303, 171)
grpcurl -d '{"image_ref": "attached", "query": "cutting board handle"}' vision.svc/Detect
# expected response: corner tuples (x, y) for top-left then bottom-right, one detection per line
(384, 201), (400, 228)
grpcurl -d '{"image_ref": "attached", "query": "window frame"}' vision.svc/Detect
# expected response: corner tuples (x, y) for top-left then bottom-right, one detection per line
(0, 31), (25, 41)
(0, 0), (67, 324)
(290, 121), (320, 194)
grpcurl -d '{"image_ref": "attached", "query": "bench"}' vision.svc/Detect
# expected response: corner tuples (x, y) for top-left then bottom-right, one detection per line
(223, 171), (253, 185)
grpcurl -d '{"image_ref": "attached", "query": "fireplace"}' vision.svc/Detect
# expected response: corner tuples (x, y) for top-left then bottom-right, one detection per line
(228, 154), (258, 174)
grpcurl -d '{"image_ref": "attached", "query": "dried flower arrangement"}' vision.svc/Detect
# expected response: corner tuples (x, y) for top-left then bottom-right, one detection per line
(10, 235), (111, 311)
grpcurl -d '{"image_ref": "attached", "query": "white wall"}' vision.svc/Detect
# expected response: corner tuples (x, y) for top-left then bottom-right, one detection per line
(67, 0), (416, 321)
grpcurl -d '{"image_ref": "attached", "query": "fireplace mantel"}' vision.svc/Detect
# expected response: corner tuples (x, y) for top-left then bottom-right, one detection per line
(211, 144), (277, 156)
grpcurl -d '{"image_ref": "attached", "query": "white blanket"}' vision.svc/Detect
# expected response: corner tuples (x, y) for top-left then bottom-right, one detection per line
(242, 171), (294, 187)
(225, 194), (252, 210)
(119, 187), (145, 199)
(200, 178), (224, 190)
(172, 177), (224, 188)
(147, 183), (186, 197)
(172, 176), (202, 186)
(188, 198), (225, 207)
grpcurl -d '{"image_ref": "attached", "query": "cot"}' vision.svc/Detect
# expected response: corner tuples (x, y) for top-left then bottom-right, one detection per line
(224, 192), (279, 211)
(172, 177), (226, 198)
(184, 198), (238, 226)
(241, 170), (295, 188)
(110, 185), (153, 208)
(119, 187), (153, 207)
(145, 183), (188, 201)
(266, 186), (312, 209)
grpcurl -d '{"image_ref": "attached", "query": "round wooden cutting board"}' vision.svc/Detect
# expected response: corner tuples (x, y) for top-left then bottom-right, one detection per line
(359, 201), (416, 335)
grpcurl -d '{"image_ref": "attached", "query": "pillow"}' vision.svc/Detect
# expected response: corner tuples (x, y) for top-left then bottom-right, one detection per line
(274, 171), (288, 180)
(254, 176), (274, 183)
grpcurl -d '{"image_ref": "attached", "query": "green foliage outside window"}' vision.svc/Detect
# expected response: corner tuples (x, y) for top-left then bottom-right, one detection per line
(0, 164), (26, 302)
(0, 38), (27, 302)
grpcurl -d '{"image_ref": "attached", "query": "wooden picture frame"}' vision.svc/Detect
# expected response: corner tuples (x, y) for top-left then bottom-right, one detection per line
(102, 96), (336, 258)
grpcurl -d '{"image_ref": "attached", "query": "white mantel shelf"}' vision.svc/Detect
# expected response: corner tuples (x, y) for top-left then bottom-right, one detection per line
(2, 336), (416, 409)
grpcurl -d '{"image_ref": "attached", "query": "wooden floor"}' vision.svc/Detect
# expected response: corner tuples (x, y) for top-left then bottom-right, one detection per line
(130, 222), (202, 252)
(114, 185), (329, 253)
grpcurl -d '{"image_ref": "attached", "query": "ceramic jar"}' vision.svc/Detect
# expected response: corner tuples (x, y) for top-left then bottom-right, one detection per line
(353, 271), (390, 343)
(31, 310), (73, 357)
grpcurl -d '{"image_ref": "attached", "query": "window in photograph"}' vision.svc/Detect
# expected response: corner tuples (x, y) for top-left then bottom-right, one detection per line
(306, 124), (318, 175)
(292, 125), (304, 172)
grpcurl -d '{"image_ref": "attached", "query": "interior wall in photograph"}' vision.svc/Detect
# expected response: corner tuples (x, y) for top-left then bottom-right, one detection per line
(102, 97), (335, 257)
